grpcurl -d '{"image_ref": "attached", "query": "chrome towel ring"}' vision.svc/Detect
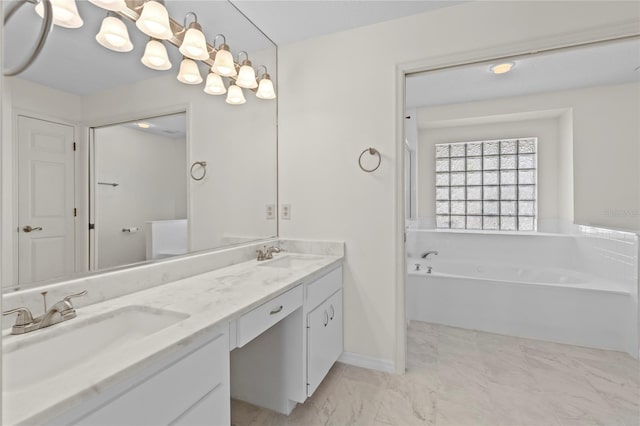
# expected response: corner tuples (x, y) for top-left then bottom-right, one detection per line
(4, 0), (53, 77)
(190, 161), (207, 181)
(358, 147), (381, 173)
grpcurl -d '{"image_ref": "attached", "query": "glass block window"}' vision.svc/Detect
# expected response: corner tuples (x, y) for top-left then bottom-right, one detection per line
(435, 138), (537, 231)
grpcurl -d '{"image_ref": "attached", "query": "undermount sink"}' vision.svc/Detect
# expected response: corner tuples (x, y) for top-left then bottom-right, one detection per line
(258, 255), (318, 269)
(3, 305), (189, 394)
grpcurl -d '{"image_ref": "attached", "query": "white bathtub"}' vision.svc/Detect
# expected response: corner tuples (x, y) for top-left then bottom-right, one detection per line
(407, 257), (637, 356)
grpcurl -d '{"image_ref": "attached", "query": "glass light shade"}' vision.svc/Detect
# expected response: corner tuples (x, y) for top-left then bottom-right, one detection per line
(256, 76), (276, 99)
(212, 47), (236, 77)
(226, 84), (246, 105)
(179, 25), (209, 61)
(96, 16), (133, 52)
(236, 65), (258, 89)
(135, 0), (172, 40)
(88, 0), (126, 11)
(177, 58), (202, 84)
(141, 39), (171, 70)
(35, 0), (83, 28)
(204, 73), (226, 95)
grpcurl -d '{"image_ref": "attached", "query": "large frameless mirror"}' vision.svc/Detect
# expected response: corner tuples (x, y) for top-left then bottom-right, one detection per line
(2, 0), (278, 291)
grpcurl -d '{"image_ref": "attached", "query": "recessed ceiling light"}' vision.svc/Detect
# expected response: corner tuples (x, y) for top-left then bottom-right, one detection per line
(490, 62), (515, 75)
(136, 122), (151, 129)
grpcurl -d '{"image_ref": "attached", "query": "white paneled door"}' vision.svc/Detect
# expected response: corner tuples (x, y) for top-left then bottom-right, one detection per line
(18, 116), (76, 285)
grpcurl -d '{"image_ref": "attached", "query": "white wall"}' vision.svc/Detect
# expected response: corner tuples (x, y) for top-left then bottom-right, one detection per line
(416, 82), (639, 231)
(278, 1), (640, 367)
(95, 125), (186, 269)
(82, 72), (278, 252)
(415, 111), (571, 229)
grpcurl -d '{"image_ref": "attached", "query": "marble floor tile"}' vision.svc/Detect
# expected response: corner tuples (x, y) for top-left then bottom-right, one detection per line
(231, 321), (640, 426)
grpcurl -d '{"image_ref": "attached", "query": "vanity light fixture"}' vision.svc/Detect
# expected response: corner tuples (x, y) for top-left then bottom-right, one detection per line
(212, 34), (237, 77)
(35, 0), (83, 28)
(256, 66), (276, 100)
(490, 61), (515, 75)
(204, 72), (227, 95)
(178, 12), (209, 61)
(226, 82), (246, 105)
(141, 38), (171, 70)
(88, 0), (126, 12)
(235, 51), (258, 89)
(135, 0), (173, 40)
(177, 57), (203, 84)
(96, 13), (133, 52)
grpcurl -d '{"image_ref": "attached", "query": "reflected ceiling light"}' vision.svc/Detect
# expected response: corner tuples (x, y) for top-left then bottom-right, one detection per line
(136, 0), (172, 40)
(490, 61), (515, 75)
(88, 0), (126, 12)
(226, 82), (246, 105)
(35, 0), (83, 28)
(136, 122), (151, 128)
(96, 13), (133, 52)
(235, 51), (258, 89)
(141, 38), (172, 70)
(256, 66), (276, 100)
(177, 57), (203, 84)
(204, 73), (227, 95)
(178, 12), (209, 61)
(212, 34), (237, 77)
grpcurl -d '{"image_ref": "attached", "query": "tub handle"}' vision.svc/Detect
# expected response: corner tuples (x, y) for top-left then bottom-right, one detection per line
(426, 266), (432, 274)
(414, 263), (420, 271)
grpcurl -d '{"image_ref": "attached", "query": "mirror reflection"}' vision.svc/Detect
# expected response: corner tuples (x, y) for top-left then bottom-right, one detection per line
(2, 0), (278, 290)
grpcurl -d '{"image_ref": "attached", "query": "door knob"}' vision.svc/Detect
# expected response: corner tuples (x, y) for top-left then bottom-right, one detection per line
(23, 225), (43, 233)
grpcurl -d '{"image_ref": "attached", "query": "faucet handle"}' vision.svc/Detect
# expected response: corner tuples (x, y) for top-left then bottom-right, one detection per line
(3, 307), (34, 326)
(63, 290), (88, 303)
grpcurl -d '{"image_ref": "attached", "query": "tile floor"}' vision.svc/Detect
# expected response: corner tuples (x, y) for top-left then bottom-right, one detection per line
(231, 321), (640, 425)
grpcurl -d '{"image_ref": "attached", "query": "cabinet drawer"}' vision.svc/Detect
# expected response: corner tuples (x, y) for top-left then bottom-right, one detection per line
(236, 285), (303, 347)
(307, 289), (343, 396)
(75, 332), (228, 426)
(171, 383), (229, 426)
(306, 266), (342, 310)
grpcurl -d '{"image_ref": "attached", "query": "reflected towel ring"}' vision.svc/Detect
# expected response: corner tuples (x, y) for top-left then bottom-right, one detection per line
(358, 147), (381, 173)
(190, 161), (207, 181)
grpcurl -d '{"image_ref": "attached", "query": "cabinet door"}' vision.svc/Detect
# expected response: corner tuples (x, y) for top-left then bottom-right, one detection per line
(307, 290), (343, 396)
(171, 383), (229, 426)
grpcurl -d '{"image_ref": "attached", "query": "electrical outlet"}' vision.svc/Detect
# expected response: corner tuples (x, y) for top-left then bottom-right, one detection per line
(281, 204), (291, 220)
(266, 204), (275, 220)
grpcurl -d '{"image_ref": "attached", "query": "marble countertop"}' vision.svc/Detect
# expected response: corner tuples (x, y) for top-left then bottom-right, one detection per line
(3, 252), (342, 425)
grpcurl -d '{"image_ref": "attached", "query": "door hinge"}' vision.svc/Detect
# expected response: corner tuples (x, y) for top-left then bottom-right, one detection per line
(73, 142), (76, 151)
(73, 208), (77, 217)
(89, 223), (95, 230)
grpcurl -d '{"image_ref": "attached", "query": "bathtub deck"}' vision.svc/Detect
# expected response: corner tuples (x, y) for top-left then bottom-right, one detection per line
(231, 321), (639, 425)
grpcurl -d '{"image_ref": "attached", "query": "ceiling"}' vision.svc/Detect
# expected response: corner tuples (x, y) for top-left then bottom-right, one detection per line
(3, 0), (462, 95)
(230, 1), (465, 46)
(119, 112), (186, 140)
(406, 37), (640, 109)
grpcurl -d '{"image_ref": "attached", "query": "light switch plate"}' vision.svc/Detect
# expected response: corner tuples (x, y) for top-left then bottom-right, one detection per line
(281, 204), (291, 220)
(266, 204), (275, 220)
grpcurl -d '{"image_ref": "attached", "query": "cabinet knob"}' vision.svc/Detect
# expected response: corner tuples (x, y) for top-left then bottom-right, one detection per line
(270, 305), (283, 315)
(323, 310), (328, 327)
(329, 304), (335, 320)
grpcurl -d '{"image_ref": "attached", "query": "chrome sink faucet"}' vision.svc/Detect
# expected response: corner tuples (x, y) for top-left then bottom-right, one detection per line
(421, 250), (439, 259)
(2, 290), (87, 335)
(256, 245), (284, 261)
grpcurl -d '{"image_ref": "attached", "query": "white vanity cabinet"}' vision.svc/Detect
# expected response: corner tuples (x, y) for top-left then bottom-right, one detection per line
(50, 328), (230, 426)
(305, 266), (343, 397)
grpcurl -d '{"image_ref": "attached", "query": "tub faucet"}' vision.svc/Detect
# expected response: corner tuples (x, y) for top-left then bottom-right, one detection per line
(421, 250), (439, 259)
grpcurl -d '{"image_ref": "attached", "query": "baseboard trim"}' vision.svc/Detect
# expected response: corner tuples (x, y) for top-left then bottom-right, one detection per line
(338, 351), (395, 373)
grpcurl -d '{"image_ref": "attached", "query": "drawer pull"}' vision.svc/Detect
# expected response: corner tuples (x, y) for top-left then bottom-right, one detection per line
(323, 310), (329, 327)
(329, 304), (335, 320)
(270, 305), (284, 315)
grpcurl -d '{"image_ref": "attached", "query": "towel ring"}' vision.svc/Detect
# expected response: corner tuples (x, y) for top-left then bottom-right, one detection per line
(358, 148), (381, 173)
(190, 161), (207, 181)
